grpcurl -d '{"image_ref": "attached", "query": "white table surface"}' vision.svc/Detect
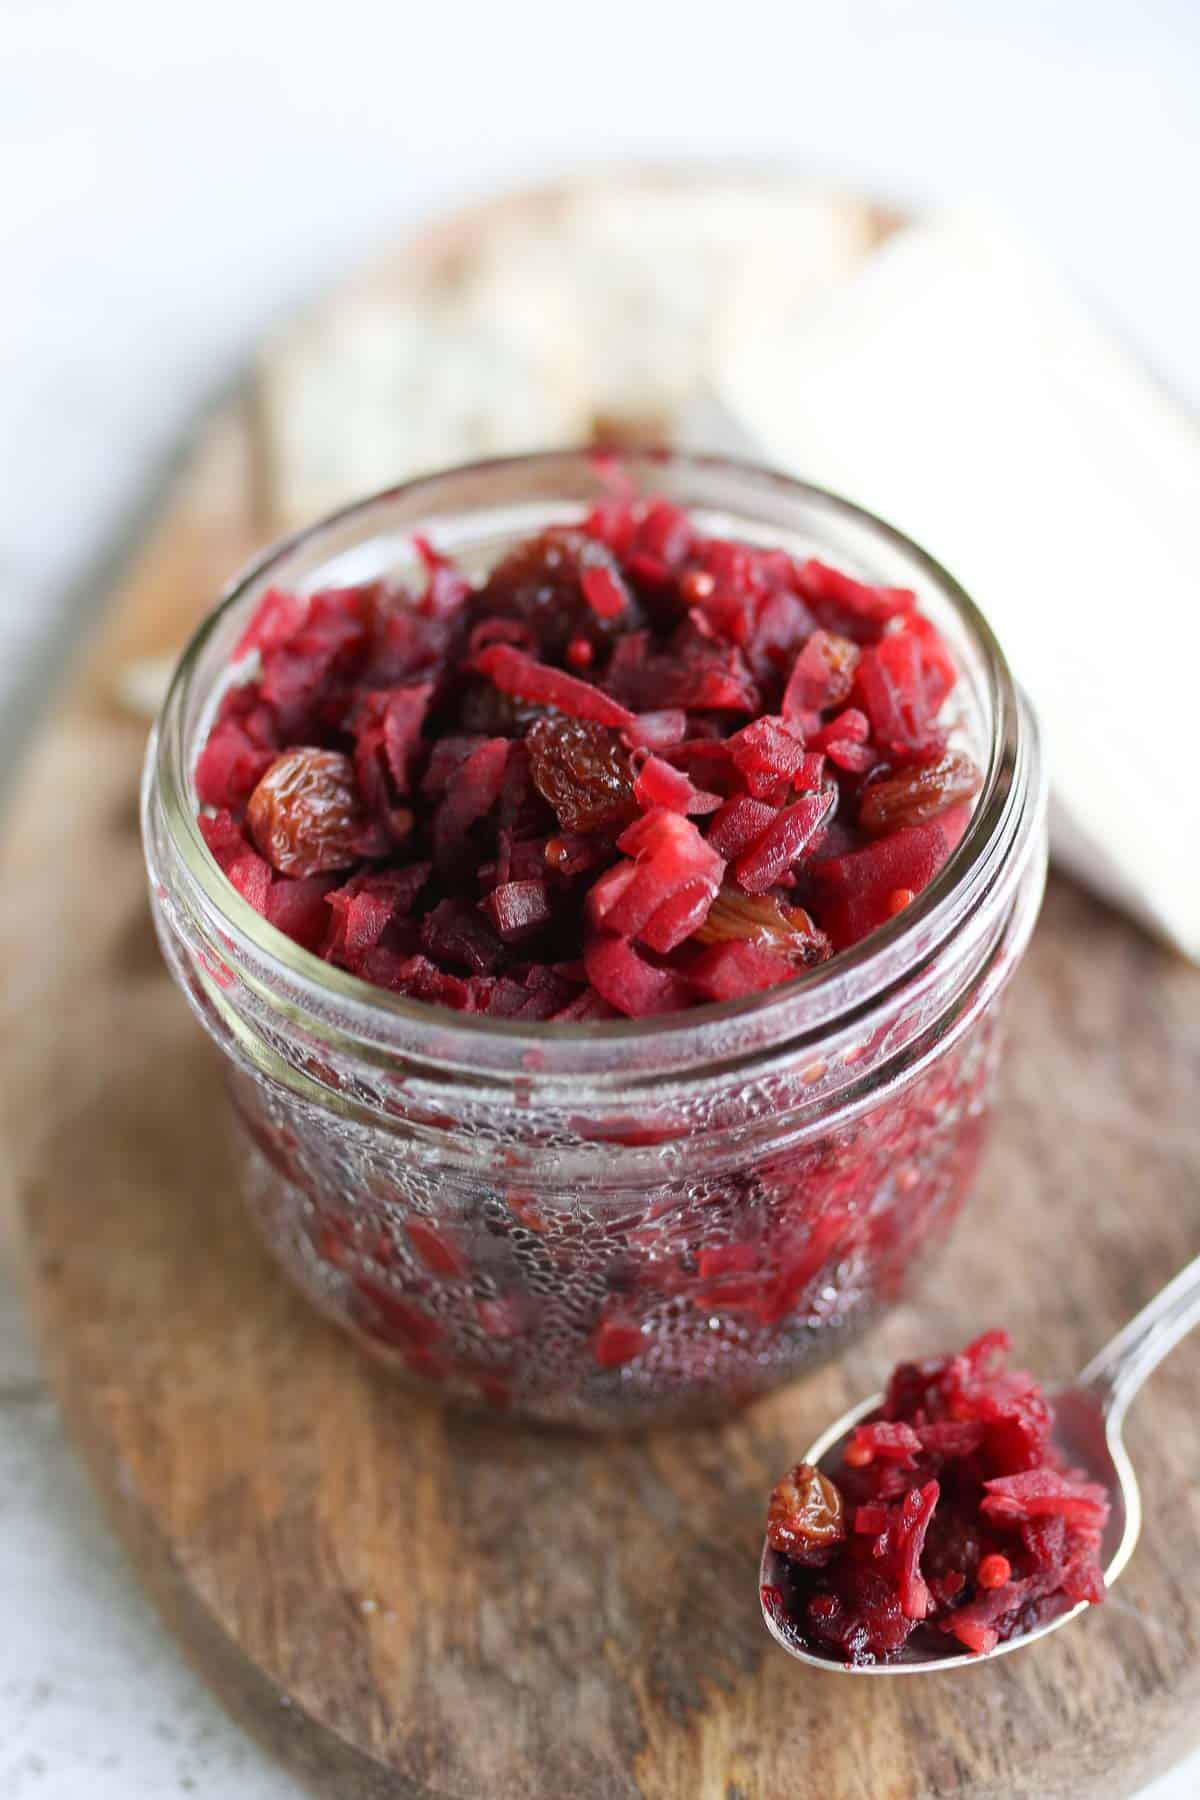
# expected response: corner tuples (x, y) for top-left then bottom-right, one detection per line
(1, 2), (1197, 1793)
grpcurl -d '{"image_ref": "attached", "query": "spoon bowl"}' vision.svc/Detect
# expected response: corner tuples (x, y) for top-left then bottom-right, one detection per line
(760, 1249), (1200, 1672)
(760, 1381), (1143, 1674)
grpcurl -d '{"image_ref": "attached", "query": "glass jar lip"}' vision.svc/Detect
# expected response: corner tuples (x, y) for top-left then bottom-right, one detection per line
(150, 447), (1031, 1054)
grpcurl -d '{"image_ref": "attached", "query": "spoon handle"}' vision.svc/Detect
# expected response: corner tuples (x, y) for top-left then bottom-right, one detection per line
(1079, 1252), (1200, 1426)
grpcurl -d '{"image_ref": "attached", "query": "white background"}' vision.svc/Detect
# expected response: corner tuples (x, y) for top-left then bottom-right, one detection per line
(1, 1), (1197, 1794)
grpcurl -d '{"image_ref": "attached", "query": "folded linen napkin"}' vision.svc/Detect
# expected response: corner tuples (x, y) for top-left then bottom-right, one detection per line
(709, 213), (1199, 961)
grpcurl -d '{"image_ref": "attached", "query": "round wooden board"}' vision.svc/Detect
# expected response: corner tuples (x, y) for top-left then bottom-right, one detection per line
(3, 176), (1200, 1800)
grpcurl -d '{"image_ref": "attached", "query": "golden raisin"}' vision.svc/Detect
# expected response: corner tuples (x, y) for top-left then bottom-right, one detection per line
(476, 527), (637, 658)
(858, 751), (981, 835)
(694, 886), (832, 967)
(247, 748), (366, 876)
(527, 714), (636, 835)
(767, 1462), (847, 1563)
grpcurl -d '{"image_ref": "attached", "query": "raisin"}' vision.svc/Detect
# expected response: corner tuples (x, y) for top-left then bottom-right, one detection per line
(247, 748), (367, 877)
(475, 527), (639, 659)
(457, 678), (546, 738)
(527, 714), (636, 836)
(694, 886), (831, 967)
(859, 751), (982, 835)
(766, 1462), (846, 1563)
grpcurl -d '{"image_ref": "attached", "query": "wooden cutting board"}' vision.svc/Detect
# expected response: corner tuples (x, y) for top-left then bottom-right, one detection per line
(3, 176), (1200, 1800)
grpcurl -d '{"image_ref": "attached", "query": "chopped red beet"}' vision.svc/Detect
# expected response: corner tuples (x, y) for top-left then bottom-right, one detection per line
(794, 558), (917, 642)
(632, 753), (721, 817)
(481, 879), (554, 943)
(195, 496), (981, 1016)
(782, 630), (860, 721)
(686, 940), (798, 1000)
(590, 1315), (645, 1368)
(810, 820), (959, 948)
(764, 1332), (1109, 1665)
(263, 874), (336, 951)
(854, 623), (956, 764)
(474, 644), (637, 730)
(734, 791), (836, 894)
(705, 794), (778, 860)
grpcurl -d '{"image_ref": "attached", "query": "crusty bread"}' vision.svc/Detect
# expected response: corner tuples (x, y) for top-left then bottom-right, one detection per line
(258, 169), (882, 525)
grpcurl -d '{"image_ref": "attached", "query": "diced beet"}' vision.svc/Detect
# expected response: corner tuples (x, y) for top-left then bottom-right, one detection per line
(782, 630), (860, 720)
(605, 622), (759, 716)
(894, 1480), (939, 1620)
(378, 683), (434, 791)
(734, 790), (836, 894)
(726, 715), (811, 800)
(413, 533), (472, 615)
(633, 754), (721, 817)
(794, 558), (917, 642)
(195, 715), (278, 810)
(810, 821), (954, 947)
(199, 811), (274, 914)
(420, 899), (504, 974)
(581, 497), (639, 557)
(855, 625), (955, 763)
(421, 735), (488, 797)
(580, 564), (630, 620)
(916, 1419), (985, 1459)
(227, 849), (272, 913)
(686, 940), (798, 1000)
(263, 875), (334, 951)
(634, 501), (692, 566)
(474, 644), (637, 730)
(809, 706), (880, 775)
(767, 1332), (1109, 1665)
(638, 876), (722, 954)
(706, 795), (779, 861)
(980, 1471), (1110, 1530)
(591, 1316), (645, 1368)
(589, 811), (724, 949)
(624, 708), (688, 750)
(850, 1420), (924, 1466)
(433, 737), (509, 869)
(482, 880), (553, 943)
(405, 1217), (468, 1278)
(258, 590), (373, 737)
(196, 496), (980, 1018)
(233, 586), (311, 659)
(583, 932), (693, 1017)
(337, 889), (396, 964)
(199, 807), (250, 864)
(551, 987), (620, 1022)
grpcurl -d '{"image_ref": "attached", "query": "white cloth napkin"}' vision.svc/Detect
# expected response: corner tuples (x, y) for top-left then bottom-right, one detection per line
(709, 213), (1200, 961)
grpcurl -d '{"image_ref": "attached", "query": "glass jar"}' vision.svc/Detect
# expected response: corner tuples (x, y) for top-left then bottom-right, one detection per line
(142, 451), (1046, 1429)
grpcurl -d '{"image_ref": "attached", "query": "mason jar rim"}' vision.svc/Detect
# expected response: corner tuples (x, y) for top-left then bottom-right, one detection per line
(147, 448), (1038, 1080)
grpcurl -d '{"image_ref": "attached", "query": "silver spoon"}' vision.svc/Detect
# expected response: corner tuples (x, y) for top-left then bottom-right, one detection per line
(760, 1253), (1200, 1672)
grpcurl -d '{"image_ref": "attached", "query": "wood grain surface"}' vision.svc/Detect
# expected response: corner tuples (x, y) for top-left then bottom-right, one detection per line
(2, 181), (1199, 1800)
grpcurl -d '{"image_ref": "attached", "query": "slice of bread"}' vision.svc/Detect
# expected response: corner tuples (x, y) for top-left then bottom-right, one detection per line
(258, 169), (883, 525)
